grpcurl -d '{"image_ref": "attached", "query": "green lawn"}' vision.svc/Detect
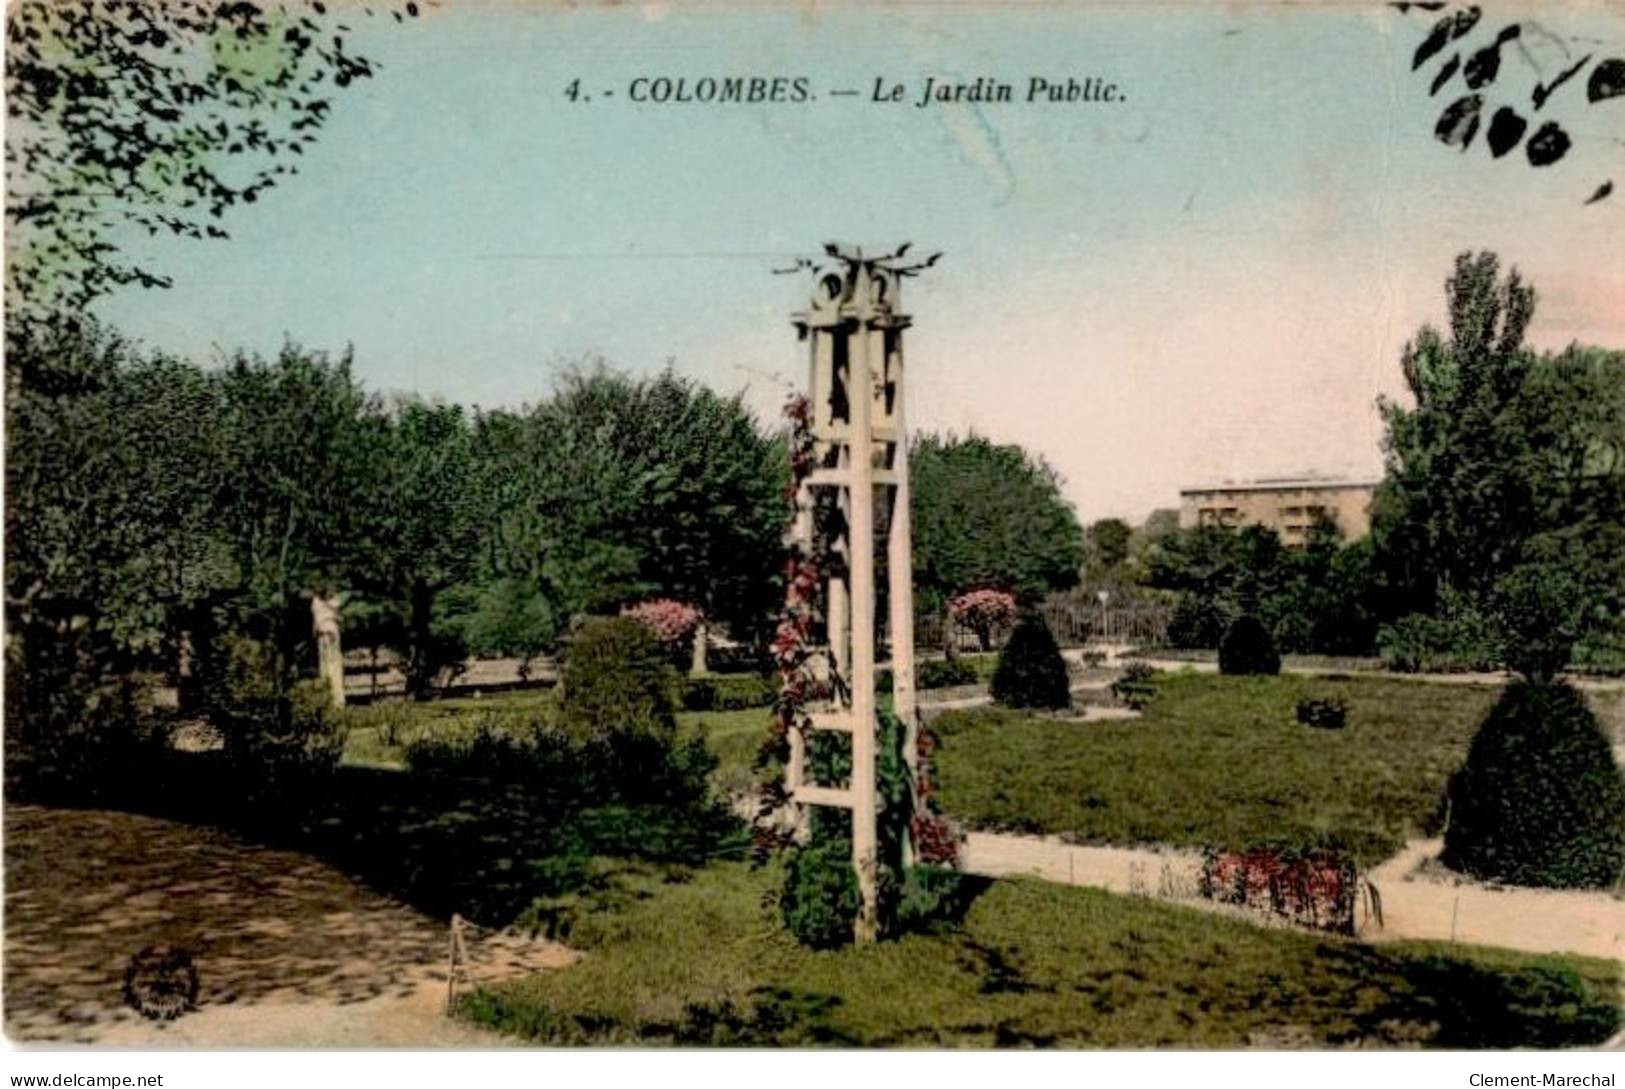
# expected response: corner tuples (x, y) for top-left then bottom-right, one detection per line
(681, 707), (769, 798)
(340, 687), (562, 766)
(932, 672), (1502, 865)
(341, 689), (770, 794)
(340, 672), (1521, 867)
(461, 859), (1620, 1048)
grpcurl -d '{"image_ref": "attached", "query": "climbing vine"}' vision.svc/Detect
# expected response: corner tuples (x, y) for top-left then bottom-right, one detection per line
(753, 390), (963, 940)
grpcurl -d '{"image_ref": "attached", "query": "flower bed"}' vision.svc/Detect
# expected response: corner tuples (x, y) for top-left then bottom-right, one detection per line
(1199, 847), (1358, 935)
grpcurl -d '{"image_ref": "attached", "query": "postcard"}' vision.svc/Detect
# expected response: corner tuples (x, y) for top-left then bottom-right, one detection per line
(4, 0), (1623, 1066)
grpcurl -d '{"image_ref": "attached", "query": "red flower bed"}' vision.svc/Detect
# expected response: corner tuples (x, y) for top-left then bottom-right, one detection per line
(1199, 847), (1358, 935)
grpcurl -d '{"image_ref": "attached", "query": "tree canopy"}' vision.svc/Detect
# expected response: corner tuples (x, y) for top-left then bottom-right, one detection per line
(910, 432), (1085, 609)
(5, 0), (413, 320)
(1372, 251), (1625, 675)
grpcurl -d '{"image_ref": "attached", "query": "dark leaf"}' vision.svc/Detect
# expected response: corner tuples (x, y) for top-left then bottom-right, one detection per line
(1413, 14), (1456, 70)
(1435, 94), (1484, 150)
(1588, 58), (1625, 102)
(1525, 121), (1571, 167)
(1462, 27), (1516, 90)
(1485, 106), (1526, 158)
(1430, 53), (1460, 95)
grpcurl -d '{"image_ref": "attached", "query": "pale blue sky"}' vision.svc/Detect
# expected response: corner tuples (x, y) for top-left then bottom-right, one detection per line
(93, 1), (1625, 521)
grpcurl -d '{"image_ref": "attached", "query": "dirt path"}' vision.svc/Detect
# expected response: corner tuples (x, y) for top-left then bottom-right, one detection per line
(1362, 839), (1624, 960)
(959, 830), (1623, 962)
(920, 680), (1122, 716)
(4, 805), (568, 1046)
(1124, 657), (1625, 694)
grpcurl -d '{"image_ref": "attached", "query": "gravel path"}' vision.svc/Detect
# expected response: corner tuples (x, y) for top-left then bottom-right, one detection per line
(959, 830), (1623, 962)
(1361, 839), (1624, 961)
(4, 805), (569, 1046)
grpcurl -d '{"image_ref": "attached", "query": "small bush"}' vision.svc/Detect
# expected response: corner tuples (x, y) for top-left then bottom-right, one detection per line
(621, 598), (702, 649)
(679, 673), (778, 712)
(5, 658), (167, 801)
(558, 616), (676, 744)
(404, 709), (714, 807)
(1110, 662), (1158, 710)
(404, 717), (537, 779)
(991, 613), (1071, 710)
(1296, 696), (1349, 730)
(921, 657), (981, 690)
(245, 679), (347, 785)
(1168, 592), (1233, 649)
(1442, 680), (1625, 889)
(1218, 615), (1280, 676)
(208, 637), (345, 784)
(879, 657), (981, 695)
(780, 840), (860, 949)
(1377, 594), (1501, 674)
(891, 866), (985, 934)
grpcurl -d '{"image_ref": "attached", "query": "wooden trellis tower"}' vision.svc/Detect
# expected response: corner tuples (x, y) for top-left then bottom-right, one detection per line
(784, 243), (936, 942)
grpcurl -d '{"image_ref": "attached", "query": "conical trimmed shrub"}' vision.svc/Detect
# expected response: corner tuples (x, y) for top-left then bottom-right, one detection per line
(1441, 680), (1625, 889)
(1219, 614), (1281, 676)
(991, 612), (1071, 710)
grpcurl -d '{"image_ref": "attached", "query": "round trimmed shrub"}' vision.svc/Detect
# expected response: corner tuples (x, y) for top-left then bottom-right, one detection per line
(558, 616), (676, 744)
(1218, 614), (1281, 676)
(1442, 680), (1625, 889)
(991, 612), (1071, 710)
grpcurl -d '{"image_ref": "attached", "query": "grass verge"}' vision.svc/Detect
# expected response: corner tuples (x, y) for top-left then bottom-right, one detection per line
(460, 861), (1620, 1048)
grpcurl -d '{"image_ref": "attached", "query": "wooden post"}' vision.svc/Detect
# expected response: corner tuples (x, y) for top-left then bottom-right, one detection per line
(445, 913), (460, 1015)
(848, 268), (880, 944)
(883, 322), (919, 869)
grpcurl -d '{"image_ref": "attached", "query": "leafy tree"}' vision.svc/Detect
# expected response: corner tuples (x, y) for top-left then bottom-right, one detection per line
(1084, 517), (1132, 581)
(358, 398), (481, 698)
(457, 577), (557, 681)
(208, 346), (379, 686)
(5, 0), (414, 320)
(1373, 252), (1625, 670)
(1373, 251), (1537, 608)
(6, 321), (151, 767)
(1148, 524), (1281, 645)
(6, 322), (228, 667)
(602, 368), (787, 643)
(1148, 518), (1381, 655)
(910, 432), (1085, 611)
(482, 364), (787, 641)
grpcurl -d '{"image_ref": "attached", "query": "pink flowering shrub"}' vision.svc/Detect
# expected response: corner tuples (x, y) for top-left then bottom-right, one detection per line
(622, 599), (701, 649)
(949, 588), (1019, 651)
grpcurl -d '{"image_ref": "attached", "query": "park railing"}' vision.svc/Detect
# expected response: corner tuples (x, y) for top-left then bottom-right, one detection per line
(909, 595), (1171, 652)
